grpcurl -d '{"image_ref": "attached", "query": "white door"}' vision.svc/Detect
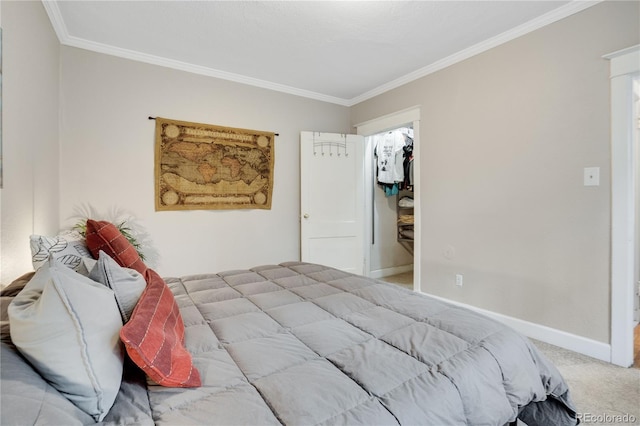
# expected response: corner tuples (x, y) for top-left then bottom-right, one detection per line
(300, 132), (365, 274)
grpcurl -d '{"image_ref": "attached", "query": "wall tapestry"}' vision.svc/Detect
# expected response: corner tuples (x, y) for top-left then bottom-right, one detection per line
(154, 117), (274, 211)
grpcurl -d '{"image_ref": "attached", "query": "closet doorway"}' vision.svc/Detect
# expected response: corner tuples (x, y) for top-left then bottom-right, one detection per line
(356, 107), (421, 292)
(367, 127), (414, 289)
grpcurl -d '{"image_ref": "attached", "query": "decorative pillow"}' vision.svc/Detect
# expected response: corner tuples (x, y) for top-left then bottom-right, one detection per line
(80, 256), (98, 276)
(29, 230), (91, 271)
(8, 258), (124, 422)
(120, 269), (201, 387)
(85, 220), (147, 275)
(88, 251), (147, 323)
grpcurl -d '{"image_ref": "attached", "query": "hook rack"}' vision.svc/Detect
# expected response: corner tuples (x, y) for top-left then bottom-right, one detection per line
(312, 133), (349, 157)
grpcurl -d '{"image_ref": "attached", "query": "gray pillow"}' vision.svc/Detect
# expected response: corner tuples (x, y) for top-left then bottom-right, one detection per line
(89, 250), (147, 323)
(8, 257), (124, 422)
(77, 256), (97, 277)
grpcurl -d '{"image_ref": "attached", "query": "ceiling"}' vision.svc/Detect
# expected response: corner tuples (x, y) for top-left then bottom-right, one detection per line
(43, 1), (600, 106)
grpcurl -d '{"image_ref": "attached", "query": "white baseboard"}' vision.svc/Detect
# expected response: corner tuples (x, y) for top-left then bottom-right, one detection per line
(420, 292), (612, 364)
(370, 264), (413, 279)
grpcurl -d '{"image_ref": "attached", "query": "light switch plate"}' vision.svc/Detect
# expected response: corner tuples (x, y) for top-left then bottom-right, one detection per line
(584, 167), (600, 186)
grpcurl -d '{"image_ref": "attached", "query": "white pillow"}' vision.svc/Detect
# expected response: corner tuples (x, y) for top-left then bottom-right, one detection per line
(8, 257), (124, 422)
(88, 250), (147, 323)
(30, 230), (91, 271)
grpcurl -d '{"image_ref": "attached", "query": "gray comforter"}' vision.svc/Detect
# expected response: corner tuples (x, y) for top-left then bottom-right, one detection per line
(151, 262), (578, 425)
(1, 262), (579, 425)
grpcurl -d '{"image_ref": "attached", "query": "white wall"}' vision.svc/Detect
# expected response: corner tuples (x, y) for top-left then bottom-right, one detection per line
(1, 0), (3, 282)
(634, 76), (640, 322)
(59, 47), (350, 277)
(351, 1), (640, 344)
(0, 1), (60, 285)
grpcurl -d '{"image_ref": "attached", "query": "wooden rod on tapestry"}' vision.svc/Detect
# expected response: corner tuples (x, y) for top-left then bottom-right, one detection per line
(147, 117), (279, 136)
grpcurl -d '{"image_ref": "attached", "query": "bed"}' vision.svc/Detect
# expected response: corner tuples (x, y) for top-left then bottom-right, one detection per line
(1, 221), (579, 425)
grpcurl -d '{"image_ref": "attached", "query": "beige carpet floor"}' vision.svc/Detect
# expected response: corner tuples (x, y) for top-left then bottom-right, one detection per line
(378, 271), (414, 290)
(531, 339), (639, 425)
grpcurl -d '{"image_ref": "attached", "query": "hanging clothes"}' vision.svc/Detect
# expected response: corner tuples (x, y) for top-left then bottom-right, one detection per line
(385, 183), (399, 197)
(374, 130), (405, 185)
(402, 133), (414, 191)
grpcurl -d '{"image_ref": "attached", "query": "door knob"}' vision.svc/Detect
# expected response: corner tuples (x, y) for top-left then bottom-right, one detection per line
(303, 213), (310, 219)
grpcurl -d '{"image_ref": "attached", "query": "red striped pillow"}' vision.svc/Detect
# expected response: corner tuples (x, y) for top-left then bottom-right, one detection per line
(120, 269), (201, 387)
(85, 220), (147, 275)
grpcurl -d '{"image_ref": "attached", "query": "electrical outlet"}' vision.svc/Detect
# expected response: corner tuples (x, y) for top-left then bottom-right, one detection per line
(455, 274), (463, 287)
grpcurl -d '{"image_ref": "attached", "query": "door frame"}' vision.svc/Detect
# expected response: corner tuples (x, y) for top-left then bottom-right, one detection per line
(355, 106), (421, 291)
(605, 45), (639, 367)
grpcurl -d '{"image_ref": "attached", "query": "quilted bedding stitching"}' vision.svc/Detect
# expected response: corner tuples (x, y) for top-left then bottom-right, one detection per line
(147, 262), (576, 426)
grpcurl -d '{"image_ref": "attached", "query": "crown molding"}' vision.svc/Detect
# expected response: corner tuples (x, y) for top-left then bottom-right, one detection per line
(41, 0), (69, 42)
(348, 0), (603, 106)
(42, 0), (602, 108)
(41, 0), (352, 106)
(66, 34), (351, 106)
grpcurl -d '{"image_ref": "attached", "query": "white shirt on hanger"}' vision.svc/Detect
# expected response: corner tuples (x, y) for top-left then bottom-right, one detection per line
(375, 130), (405, 184)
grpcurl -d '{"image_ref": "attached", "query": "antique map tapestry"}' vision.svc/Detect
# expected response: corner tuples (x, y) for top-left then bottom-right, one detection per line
(154, 117), (274, 210)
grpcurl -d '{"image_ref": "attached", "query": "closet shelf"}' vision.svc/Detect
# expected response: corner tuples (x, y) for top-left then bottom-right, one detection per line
(397, 191), (414, 255)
